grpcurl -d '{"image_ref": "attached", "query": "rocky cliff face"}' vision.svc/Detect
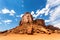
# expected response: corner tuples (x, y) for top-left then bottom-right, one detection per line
(18, 12), (50, 34)
(0, 12), (60, 35)
(20, 12), (33, 25)
(33, 19), (45, 26)
(46, 25), (60, 33)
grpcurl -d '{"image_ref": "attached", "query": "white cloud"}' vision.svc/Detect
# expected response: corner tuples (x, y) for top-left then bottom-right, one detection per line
(31, 9), (49, 19)
(31, 11), (34, 15)
(3, 20), (12, 24)
(20, 14), (24, 17)
(1, 8), (10, 14)
(30, 1), (50, 18)
(10, 10), (15, 16)
(16, 14), (24, 18)
(47, 0), (60, 8)
(45, 0), (60, 28)
(49, 6), (60, 22)
(31, 11), (37, 18)
(0, 8), (15, 16)
(54, 23), (60, 28)
(20, 5), (50, 19)
(31, 0), (60, 18)
(45, 20), (50, 23)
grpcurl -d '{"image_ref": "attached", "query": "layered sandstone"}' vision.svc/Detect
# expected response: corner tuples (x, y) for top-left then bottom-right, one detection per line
(0, 12), (60, 35)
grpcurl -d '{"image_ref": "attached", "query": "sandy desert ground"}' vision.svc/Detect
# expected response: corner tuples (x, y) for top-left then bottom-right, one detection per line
(0, 33), (60, 40)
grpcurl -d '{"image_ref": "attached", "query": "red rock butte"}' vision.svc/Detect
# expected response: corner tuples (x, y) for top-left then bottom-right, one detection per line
(0, 12), (60, 35)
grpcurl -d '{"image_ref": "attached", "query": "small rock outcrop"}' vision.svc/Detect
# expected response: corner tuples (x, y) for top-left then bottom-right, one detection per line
(46, 25), (60, 33)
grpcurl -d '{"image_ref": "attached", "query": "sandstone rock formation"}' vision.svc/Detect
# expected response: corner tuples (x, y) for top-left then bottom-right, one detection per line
(20, 12), (33, 25)
(0, 12), (60, 35)
(33, 19), (45, 26)
(46, 25), (60, 33)
(19, 12), (51, 34)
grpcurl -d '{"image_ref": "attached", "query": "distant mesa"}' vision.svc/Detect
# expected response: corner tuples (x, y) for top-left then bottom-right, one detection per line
(0, 12), (60, 35)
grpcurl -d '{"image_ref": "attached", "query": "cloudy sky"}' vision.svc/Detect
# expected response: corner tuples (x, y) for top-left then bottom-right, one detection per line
(0, 0), (60, 31)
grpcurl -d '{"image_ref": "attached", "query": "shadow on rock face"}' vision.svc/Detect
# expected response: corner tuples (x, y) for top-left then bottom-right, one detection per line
(0, 30), (8, 34)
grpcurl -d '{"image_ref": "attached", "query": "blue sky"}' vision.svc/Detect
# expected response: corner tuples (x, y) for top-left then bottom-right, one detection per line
(0, 0), (60, 31)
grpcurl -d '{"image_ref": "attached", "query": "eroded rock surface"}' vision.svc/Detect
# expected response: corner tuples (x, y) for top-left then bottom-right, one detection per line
(0, 12), (60, 35)
(20, 12), (33, 25)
